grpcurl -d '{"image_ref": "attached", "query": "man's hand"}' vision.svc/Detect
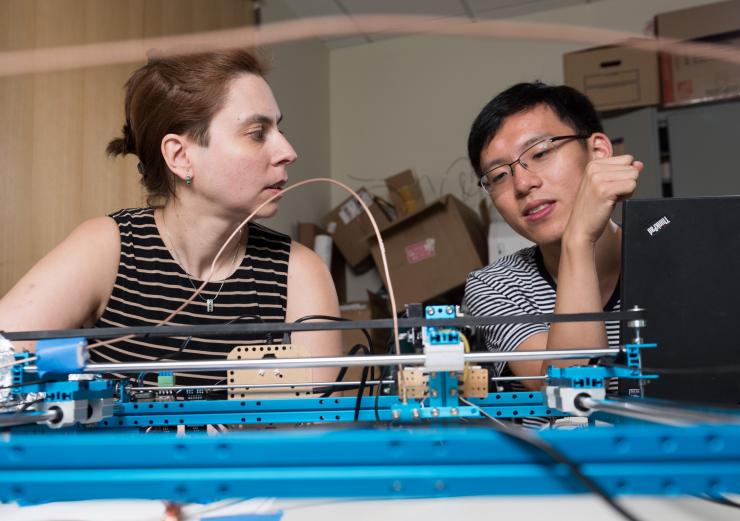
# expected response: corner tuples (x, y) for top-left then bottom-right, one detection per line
(565, 154), (643, 245)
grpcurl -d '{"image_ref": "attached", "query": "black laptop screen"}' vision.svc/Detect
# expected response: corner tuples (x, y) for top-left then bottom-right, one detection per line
(620, 196), (740, 407)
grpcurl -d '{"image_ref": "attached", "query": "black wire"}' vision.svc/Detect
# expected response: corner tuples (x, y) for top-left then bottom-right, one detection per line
(374, 364), (390, 421)
(294, 314), (373, 350)
(354, 363), (370, 422)
(697, 494), (740, 509)
(374, 336), (398, 421)
(319, 343), (369, 398)
(19, 397), (45, 412)
(459, 396), (642, 521)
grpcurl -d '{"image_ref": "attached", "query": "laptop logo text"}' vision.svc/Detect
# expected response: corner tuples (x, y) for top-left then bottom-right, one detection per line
(647, 216), (671, 236)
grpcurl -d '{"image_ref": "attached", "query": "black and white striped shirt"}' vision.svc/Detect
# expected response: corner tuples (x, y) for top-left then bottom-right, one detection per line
(464, 246), (621, 377)
(92, 208), (292, 386)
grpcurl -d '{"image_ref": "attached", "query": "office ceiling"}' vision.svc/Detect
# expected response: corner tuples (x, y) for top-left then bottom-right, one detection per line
(279, 0), (601, 48)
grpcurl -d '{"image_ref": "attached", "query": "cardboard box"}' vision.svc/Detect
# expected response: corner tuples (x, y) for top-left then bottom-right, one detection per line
(369, 195), (487, 309)
(656, 0), (740, 105)
(321, 188), (395, 271)
(385, 169), (425, 218)
(339, 297), (389, 354)
(563, 38), (660, 111)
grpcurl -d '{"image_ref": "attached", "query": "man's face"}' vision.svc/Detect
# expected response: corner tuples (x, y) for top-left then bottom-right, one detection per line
(480, 104), (591, 246)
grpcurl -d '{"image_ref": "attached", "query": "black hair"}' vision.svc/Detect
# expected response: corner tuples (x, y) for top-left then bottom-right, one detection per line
(467, 82), (603, 177)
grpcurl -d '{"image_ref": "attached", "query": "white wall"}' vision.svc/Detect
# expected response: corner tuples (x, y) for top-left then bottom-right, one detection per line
(260, 0), (331, 237)
(328, 0), (719, 300)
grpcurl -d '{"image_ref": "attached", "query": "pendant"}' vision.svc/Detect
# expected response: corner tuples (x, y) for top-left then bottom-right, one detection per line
(206, 299), (214, 312)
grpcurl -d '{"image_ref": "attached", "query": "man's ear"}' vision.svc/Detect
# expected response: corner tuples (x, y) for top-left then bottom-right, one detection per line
(161, 133), (192, 183)
(589, 132), (613, 160)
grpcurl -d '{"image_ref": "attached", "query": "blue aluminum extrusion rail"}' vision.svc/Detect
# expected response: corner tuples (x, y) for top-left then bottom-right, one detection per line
(90, 392), (558, 428)
(0, 423), (738, 504)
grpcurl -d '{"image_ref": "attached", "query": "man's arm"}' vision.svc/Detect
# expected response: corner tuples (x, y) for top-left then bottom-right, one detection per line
(510, 154), (642, 387)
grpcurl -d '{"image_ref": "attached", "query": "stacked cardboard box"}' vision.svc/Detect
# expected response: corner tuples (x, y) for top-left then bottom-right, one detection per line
(564, 38), (661, 112)
(656, 0), (740, 105)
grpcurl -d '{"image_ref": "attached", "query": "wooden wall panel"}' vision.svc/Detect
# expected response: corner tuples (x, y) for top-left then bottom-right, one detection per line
(0, 0), (252, 295)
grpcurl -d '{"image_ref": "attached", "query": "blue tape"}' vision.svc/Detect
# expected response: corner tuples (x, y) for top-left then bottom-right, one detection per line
(36, 337), (89, 377)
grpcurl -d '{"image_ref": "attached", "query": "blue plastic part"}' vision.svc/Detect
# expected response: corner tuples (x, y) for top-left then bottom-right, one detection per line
(10, 379), (115, 402)
(1, 424), (738, 504)
(35, 337), (88, 377)
(425, 305), (456, 319)
(426, 329), (460, 345)
(90, 391), (563, 429)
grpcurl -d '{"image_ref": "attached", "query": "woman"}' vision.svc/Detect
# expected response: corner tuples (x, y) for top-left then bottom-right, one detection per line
(0, 49), (342, 387)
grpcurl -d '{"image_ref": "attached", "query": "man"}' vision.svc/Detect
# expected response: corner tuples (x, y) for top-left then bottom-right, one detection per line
(464, 82), (643, 391)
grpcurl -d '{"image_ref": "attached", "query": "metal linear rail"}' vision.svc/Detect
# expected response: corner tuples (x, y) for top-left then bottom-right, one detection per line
(578, 396), (740, 427)
(24, 348), (619, 374)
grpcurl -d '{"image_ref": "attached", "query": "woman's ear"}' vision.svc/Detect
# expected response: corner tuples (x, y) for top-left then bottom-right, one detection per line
(161, 133), (192, 183)
(589, 132), (613, 160)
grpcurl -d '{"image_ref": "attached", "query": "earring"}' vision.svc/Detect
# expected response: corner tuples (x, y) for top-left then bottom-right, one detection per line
(185, 175), (192, 185)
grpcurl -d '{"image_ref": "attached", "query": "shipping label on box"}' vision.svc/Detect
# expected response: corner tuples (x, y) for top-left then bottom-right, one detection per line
(369, 196), (486, 309)
(404, 238), (436, 264)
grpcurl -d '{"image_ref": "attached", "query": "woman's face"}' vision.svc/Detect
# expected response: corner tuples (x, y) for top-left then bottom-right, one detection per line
(188, 73), (297, 219)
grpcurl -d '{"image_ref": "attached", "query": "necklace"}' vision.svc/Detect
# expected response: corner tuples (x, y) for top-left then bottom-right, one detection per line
(161, 211), (242, 313)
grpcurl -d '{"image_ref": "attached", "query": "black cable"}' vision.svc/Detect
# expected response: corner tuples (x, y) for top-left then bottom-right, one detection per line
(374, 364), (389, 421)
(374, 336), (398, 421)
(294, 314), (373, 350)
(3, 309), (645, 341)
(354, 363), (370, 422)
(18, 397), (45, 412)
(319, 343), (369, 398)
(224, 315), (268, 342)
(697, 494), (740, 509)
(459, 396), (642, 521)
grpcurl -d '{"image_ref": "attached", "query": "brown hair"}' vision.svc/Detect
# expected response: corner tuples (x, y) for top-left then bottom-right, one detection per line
(107, 49), (266, 206)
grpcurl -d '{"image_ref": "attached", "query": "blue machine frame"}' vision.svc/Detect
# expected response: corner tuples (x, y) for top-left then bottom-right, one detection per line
(1, 306), (739, 506)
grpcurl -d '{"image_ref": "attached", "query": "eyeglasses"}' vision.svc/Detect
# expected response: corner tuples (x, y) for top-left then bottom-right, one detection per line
(479, 134), (590, 195)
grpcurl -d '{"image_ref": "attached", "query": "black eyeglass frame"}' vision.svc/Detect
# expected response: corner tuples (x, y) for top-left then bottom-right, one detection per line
(479, 134), (591, 193)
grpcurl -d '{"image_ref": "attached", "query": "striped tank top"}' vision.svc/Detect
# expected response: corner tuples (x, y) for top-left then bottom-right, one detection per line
(92, 207), (292, 386)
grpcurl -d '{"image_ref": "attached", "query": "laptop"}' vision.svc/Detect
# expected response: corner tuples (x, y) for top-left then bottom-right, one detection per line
(620, 196), (740, 407)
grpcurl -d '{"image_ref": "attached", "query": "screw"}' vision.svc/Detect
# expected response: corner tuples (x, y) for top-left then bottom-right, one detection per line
(392, 410), (401, 420)
(450, 408), (458, 416)
(431, 408), (439, 417)
(431, 389), (438, 398)
(257, 369), (265, 376)
(412, 409), (420, 418)
(450, 388), (458, 396)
